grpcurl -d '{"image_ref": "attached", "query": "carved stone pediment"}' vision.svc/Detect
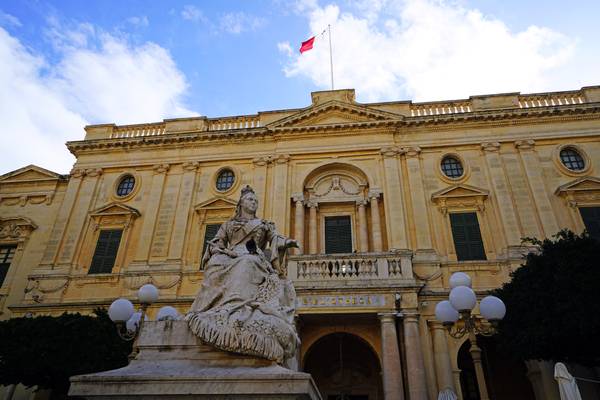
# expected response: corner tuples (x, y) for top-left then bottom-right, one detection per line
(431, 184), (489, 214)
(555, 176), (600, 207)
(194, 197), (237, 220)
(267, 101), (401, 130)
(0, 165), (64, 183)
(89, 203), (140, 228)
(0, 217), (37, 241)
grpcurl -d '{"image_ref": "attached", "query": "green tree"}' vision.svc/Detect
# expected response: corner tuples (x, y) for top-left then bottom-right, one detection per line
(494, 230), (600, 366)
(0, 309), (131, 397)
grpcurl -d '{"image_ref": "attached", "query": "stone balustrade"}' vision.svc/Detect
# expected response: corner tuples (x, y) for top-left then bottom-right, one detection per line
(110, 123), (166, 138)
(207, 115), (260, 130)
(410, 101), (472, 116)
(519, 92), (584, 108)
(288, 252), (414, 286)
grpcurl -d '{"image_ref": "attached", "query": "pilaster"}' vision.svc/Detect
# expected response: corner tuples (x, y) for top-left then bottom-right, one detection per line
(271, 154), (291, 234)
(403, 146), (433, 251)
(167, 161), (199, 264)
(402, 311), (428, 400)
(380, 147), (408, 249)
(379, 313), (405, 400)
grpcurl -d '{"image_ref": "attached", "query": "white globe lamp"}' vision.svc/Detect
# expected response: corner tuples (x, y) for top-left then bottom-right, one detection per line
(449, 286), (477, 312)
(435, 300), (459, 326)
(449, 272), (472, 289)
(138, 284), (159, 304)
(479, 296), (506, 322)
(157, 306), (180, 321)
(108, 298), (135, 322)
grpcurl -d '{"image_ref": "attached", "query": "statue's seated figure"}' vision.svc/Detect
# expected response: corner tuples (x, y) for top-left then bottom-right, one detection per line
(186, 186), (299, 364)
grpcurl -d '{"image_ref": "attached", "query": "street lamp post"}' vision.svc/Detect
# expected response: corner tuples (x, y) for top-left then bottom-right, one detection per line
(435, 272), (506, 400)
(108, 283), (159, 357)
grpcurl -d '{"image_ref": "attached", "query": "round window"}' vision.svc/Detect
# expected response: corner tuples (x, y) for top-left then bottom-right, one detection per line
(560, 147), (585, 171)
(116, 175), (135, 197)
(216, 169), (235, 191)
(441, 156), (464, 178)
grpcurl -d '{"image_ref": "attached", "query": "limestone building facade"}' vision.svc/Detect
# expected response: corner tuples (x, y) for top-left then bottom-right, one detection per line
(2, 86), (600, 400)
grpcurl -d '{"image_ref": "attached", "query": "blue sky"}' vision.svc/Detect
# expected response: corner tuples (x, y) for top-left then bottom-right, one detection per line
(1, 0), (600, 173)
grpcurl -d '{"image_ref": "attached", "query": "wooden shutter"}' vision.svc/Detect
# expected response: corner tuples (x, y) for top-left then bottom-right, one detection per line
(325, 216), (353, 254)
(0, 246), (16, 287)
(201, 224), (221, 269)
(579, 207), (600, 240)
(89, 229), (123, 274)
(449, 213), (486, 261)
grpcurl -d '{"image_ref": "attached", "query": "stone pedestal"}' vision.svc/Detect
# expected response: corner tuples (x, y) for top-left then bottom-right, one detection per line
(69, 321), (321, 399)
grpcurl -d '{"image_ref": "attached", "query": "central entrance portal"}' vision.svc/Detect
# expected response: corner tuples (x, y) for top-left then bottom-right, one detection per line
(303, 333), (383, 400)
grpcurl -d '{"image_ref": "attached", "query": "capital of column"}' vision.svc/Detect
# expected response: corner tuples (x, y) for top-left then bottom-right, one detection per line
(403, 146), (422, 158)
(70, 168), (86, 179)
(427, 319), (447, 331)
(378, 312), (399, 324)
(292, 193), (304, 203)
(515, 139), (535, 151)
(274, 154), (291, 164)
(182, 161), (200, 171)
(306, 200), (319, 209)
(380, 146), (402, 158)
(356, 199), (368, 207)
(481, 142), (501, 152)
(153, 163), (170, 174)
(401, 310), (420, 324)
(84, 168), (103, 177)
(252, 156), (269, 166)
(368, 190), (382, 200)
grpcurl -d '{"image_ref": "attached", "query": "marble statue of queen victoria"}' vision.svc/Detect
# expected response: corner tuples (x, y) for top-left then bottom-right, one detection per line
(186, 186), (300, 364)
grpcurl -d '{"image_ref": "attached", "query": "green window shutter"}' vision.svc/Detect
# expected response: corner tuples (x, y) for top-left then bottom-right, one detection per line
(325, 216), (353, 254)
(0, 246), (17, 287)
(450, 213), (486, 261)
(201, 224), (221, 269)
(89, 229), (123, 274)
(579, 207), (600, 240)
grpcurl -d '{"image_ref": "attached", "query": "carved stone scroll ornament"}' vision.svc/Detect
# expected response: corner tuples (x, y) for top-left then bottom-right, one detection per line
(185, 185), (300, 365)
(0, 217), (37, 241)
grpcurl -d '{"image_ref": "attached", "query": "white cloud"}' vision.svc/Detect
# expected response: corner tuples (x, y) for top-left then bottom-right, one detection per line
(279, 0), (592, 102)
(220, 12), (266, 34)
(0, 24), (195, 175)
(127, 16), (149, 27)
(181, 5), (206, 23)
(0, 10), (21, 27)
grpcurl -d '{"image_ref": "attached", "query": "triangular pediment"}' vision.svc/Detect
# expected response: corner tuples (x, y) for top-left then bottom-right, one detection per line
(555, 176), (600, 195)
(90, 203), (141, 217)
(432, 184), (489, 200)
(0, 165), (65, 183)
(194, 196), (237, 211)
(267, 101), (401, 129)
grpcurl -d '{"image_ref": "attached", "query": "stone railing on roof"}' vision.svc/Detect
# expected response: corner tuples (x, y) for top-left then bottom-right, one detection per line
(518, 91), (585, 108)
(207, 115), (260, 131)
(410, 101), (472, 116)
(110, 123), (166, 138)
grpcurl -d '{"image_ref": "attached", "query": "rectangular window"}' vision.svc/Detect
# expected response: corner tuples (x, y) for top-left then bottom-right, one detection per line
(0, 245), (17, 287)
(89, 229), (123, 274)
(325, 216), (353, 254)
(450, 212), (486, 261)
(201, 224), (221, 269)
(579, 207), (600, 240)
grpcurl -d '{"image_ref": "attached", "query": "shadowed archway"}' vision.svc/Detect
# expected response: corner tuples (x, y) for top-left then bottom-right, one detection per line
(303, 332), (383, 400)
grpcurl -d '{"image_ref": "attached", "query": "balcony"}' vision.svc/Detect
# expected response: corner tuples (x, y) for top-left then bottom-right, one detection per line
(287, 252), (416, 289)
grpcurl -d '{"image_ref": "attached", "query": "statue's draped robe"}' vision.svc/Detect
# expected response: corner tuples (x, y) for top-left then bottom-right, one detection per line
(185, 218), (299, 363)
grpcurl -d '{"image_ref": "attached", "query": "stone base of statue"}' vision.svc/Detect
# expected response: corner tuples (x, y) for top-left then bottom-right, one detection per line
(69, 321), (321, 400)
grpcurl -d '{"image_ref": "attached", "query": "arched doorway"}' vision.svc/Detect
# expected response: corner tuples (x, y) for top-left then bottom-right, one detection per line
(303, 332), (383, 400)
(458, 336), (535, 400)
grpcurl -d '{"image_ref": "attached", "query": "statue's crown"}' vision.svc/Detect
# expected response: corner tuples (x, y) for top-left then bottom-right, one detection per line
(240, 185), (255, 197)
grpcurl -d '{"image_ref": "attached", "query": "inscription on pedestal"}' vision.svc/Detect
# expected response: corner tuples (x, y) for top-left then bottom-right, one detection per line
(297, 294), (385, 308)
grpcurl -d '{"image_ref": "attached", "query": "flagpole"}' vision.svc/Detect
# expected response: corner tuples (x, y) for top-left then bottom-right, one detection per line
(328, 24), (334, 90)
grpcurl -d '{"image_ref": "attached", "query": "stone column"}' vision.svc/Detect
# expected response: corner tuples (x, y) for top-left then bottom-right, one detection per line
(380, 146), (408, 249)
(402, 312), (428, 400)
(134, 164), (170, 262)
(481, 142), (521, 246)
(308, 201), (318, 254)
(468, 332), (490, 400)
(369, 191), (383, 252)
(357, 199), (369, 252)
(404, 147), (433, 251)
(293, 195), (305, 254)
(167, 161), (199, 263)
(515, 140), (559, 237)
(428, 320), (456, 393)
(379, 313), (405, 400)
